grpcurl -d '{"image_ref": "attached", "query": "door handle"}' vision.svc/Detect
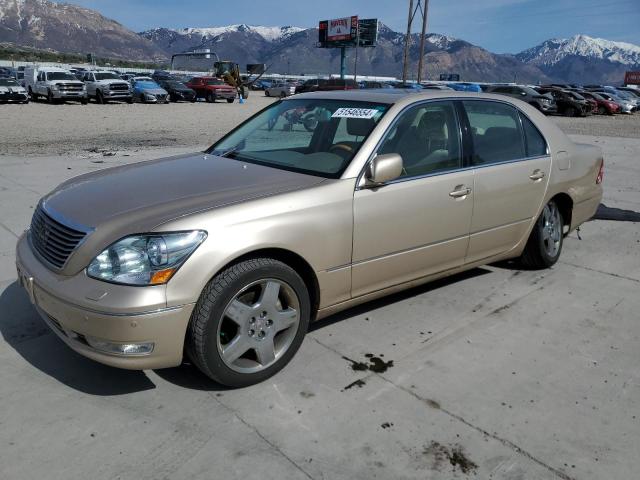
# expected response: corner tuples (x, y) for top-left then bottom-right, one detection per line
(529, 170), (546, 181)
(449, 186), (472, 198)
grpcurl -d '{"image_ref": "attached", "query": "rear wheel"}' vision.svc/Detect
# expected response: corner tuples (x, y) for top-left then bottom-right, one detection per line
(597, 105), (606, 115)
(265, 90), (271, 97)
(28, 87), (36, 101)
(520, 200), (564, 269)
(564, 106), (576, 117)
(206, 91), (216, 103)
(186, 258), (310, 387)
(279, 91), (286, 98)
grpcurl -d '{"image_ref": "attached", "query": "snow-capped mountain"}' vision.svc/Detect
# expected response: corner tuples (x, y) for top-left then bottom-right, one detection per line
(517, 34), (640, 66)
(516, 34), (640, 84)
(0, 0), (166, 60)
(163, 24), (305, 42)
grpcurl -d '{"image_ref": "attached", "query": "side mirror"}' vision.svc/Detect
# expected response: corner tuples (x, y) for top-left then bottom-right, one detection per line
(366, 153), (403, 185)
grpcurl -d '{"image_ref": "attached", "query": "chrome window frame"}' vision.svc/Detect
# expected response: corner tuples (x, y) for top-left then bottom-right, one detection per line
(356, 97), (551, 190)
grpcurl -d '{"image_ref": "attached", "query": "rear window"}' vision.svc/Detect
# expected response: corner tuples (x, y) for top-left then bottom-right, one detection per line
(463, 100), (525, 165)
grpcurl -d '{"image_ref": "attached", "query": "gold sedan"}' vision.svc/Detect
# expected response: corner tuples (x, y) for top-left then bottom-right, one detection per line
(16, 90), (603, 386)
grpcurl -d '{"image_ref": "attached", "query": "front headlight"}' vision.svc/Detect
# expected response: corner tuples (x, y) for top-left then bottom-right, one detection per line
(51, 84), (60, 90)
(87, 231), (206, 285)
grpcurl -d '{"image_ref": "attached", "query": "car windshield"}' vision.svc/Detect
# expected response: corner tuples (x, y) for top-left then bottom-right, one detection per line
(208, 99), (389, 178)
(47, 72), (75, 81)
(521, 86), (540, 96)
(0, 78), (19, 86)
(207, 79), (224, 85)
(568, 92), (585, 100)
(94, 72), (121, 80)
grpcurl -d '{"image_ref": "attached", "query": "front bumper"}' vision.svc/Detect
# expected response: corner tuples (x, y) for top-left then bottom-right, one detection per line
(0, 92), (28, 102)
(212, 90), (236, 99)
(52, 90), (87, 99)
(15, 233), (194, 370)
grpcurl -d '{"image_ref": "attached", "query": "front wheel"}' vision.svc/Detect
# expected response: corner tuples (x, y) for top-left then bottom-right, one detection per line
(186, 258), (310, 387)
(206, 91), (215, 103)
(520, 200), (564, 269)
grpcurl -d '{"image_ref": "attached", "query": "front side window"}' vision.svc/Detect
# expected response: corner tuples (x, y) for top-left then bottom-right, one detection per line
(463, 100), (525, 165)
(209, 99), (389, 178)
(377, 101), (461, 178)
(94, 72), (120, 81)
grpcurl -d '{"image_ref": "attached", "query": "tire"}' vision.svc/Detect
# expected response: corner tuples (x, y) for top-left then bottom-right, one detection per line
(96, 90), (106, 104)
(597, 106), (606, 115)
(520, 200), (564, 269)
(226, 98), (235, 103)
(265, 90), (270, 97)
(280, 92), (286, 98)
(564, 106), (576, 117)
(139, 93), (146, 104)
(47, 90), (55, 104)
(186, 257), (310, 387)
(80, 98), (88, 105)
(206, 91), (215, 103)
(127, 97), (133, 104)
(28, 87), (36, 101)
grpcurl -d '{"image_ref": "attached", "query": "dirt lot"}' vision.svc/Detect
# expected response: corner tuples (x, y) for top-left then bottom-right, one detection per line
(0, 96), (639, 480)
(2, 95), (639, 155)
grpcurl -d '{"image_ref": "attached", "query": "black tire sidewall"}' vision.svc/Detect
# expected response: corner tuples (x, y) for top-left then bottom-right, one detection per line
(528, 201), (564, 267)
(193, 260), (311, 387)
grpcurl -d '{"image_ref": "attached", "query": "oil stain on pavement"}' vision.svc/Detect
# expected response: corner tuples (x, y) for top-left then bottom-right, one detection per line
(343, 354), (394, 373)
(423, 441), (478, 475)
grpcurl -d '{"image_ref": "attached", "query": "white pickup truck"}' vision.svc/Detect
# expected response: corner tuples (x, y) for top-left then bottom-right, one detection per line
(24, 66), (87, 104)
(81, 71), (133, 104)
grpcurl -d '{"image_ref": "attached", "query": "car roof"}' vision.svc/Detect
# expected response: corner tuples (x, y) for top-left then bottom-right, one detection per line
(291, 89), (507, 105)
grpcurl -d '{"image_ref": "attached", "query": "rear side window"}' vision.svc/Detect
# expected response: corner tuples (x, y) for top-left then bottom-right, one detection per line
(463, 100), (525, 165)
(520, 113), (547, 157)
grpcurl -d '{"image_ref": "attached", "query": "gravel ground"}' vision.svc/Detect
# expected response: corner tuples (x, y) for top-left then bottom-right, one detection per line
(1, 95), (638, 156)
(0, 96), (276, 156)
(551, 112), (640, 138)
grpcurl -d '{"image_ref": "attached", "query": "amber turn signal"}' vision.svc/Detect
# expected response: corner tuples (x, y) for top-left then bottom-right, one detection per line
(149, 268), (177, 285)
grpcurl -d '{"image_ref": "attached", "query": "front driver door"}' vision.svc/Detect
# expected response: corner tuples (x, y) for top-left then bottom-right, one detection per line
(351, 100), (474, 298)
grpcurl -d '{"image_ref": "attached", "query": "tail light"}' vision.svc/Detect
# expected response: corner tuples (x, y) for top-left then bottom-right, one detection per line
(596, 159), (604, 184)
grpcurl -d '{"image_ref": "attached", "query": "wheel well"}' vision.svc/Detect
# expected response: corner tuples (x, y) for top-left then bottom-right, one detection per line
(550, 193), (573, 231)
(220, 248), (321, 319)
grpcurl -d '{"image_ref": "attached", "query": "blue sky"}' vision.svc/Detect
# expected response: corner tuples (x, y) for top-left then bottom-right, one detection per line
(59, 0), (640, 53)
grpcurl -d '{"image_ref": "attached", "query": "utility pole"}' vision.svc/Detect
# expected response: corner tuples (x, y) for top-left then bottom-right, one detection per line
(402, 0), (414, 83)
(340, 47), (346, 79)
(353, 26), (360, 82)
(403, 0), (430, 84)
(416, 0), (429, 83)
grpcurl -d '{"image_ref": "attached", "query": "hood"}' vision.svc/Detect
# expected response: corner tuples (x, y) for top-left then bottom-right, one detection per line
(42, 153), (326, 273)
(52, 80), (83, 85)
(0, 85), (25, 93)
(138, 87), (167, 95)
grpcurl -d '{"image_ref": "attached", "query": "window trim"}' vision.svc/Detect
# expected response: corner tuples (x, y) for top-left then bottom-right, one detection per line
(357, 97), (551, 190)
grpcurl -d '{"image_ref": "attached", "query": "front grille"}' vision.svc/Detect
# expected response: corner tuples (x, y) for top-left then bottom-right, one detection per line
(58, 83), (83, 92)
(30, 205), (87, 269)
(109, 83), (129, 92)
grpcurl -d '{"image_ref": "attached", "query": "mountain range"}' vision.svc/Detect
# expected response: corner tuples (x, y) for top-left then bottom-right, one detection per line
(1, 0), (638, 84)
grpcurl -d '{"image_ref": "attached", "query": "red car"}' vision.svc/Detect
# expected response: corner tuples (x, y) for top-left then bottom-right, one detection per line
(185, 77), (237, 103)
(579, 91), (621, 115)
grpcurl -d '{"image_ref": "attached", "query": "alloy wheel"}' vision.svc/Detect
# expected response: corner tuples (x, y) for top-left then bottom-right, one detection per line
(540, 202), (562, 258)
(216, 279), (300, 374)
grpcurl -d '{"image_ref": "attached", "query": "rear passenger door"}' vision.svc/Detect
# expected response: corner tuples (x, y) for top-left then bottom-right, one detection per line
(462, 100), (551, 263)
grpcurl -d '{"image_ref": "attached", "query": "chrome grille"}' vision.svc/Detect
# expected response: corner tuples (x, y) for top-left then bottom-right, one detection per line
(29, 205), (87, 269)
(109, 83), (129, 91)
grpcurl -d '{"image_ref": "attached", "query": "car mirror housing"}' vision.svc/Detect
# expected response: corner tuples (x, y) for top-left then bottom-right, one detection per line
(366, 153), (403, 185)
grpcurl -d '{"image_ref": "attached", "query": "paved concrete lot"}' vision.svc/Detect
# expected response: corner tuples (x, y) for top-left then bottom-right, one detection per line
(0, 100), (639, 479)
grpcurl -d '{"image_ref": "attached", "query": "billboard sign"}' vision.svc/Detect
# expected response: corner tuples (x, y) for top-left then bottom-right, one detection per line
(318, 17), (378, 48)
(624, 71), (640, 85)
(328, 16), (357, 42)
(439, 73), (460, 81)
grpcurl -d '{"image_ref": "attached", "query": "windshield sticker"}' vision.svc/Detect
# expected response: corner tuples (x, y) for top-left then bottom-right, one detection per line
(332, 108), (379, 119)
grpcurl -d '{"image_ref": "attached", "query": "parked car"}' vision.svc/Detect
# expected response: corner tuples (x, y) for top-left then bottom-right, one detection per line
(617, 87), (640, 99)
(185, 76), (237, 103)
(16, 90), (603, 387)
(317, 78), (359, 91)
(590, 91), (634, 114)
(0, 76), (29, 103)
(485, 85), (557, 114)
(535, 87), (588, 116)
(23, 66), (87, 104)
(447, 82), (482, 92)
(250, 79), (273, 91)
(420, 84), (454, 90)
(393, 82), (423, 90)
(359, 81), (392, 89)
(151, 70), (174, 83)
(131, 77), (169, 104)
(295, 78), (326, 94)
(157, 79), (196, 102)
(265, 81), (297, 97)
(81, 71), (133, 104)
(577, 91), (620, 115)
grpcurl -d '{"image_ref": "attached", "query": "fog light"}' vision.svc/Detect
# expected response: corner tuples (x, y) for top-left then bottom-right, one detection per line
(85, 336), (154, 355)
